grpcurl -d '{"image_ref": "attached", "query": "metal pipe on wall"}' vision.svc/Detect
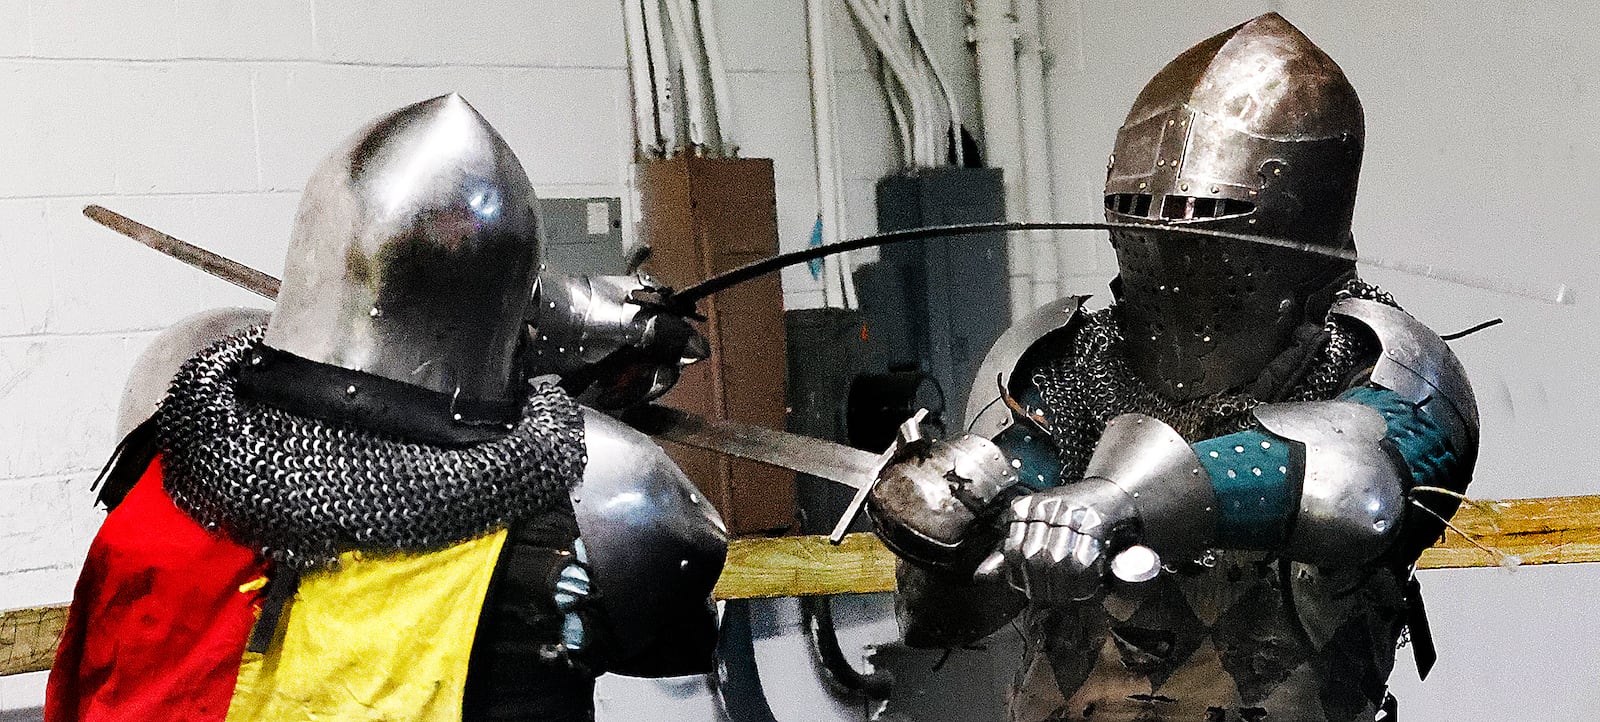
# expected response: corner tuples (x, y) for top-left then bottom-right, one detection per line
(622, 0), (662, 157)
(969, 0), (1034, 313)
(663, 0), (713, 151)
(692, 0), (739, 155)
(806, 0), (855, 307)
(1013, 0), (1057, 306)
(640, 0), (682, 154)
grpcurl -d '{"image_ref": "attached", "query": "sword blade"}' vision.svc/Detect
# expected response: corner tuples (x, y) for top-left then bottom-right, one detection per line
(623, 404), (881, 492)
(83, 204), (281, 300)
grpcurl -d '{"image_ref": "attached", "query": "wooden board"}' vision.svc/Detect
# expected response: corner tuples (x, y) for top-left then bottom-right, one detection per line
(8, 493), (1600, 677)
(1, 604), (68, 678)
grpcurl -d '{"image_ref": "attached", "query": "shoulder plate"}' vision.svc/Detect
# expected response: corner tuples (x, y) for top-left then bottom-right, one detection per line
(573, 408), (729, 676)
(119, 307), (268, 439)
(1254, 401), (1402, 565)
(965, 296), (1087, 438)
(1331, 297), (1479, 433)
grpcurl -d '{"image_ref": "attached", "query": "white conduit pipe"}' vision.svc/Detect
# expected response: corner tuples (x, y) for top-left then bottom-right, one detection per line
(843, 0), (938, 167)
(806, 0), (852, 307)
(905, 0), (963, 166)
(621, 0), (661, 156)
(878, 0), (915, 167)
(1014, 0), (1057, 305)
(971, 0), (1031, 303)
(884, 0), (938, 168)
(691, 0), (738, 155)
(640, 0), (681, 154)
(663, 0), (712, 151)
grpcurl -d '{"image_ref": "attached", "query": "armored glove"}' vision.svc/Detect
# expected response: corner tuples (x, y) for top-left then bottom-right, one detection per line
(980, 481), (1160, 605)
(865, 417), (1021, 572)
(526, 273), (710, 409)
(979, 413), (1215, 604)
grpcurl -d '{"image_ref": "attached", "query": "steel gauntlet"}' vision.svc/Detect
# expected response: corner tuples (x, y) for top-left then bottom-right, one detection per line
(866, 422), (1021, 572)
(526, 273), (709, 408)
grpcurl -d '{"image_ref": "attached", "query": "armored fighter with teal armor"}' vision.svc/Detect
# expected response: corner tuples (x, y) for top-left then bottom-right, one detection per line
(866, 13), (1477, 721)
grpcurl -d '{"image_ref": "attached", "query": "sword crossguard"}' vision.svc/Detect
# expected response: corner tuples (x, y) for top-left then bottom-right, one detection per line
(828, 408), (930, 544)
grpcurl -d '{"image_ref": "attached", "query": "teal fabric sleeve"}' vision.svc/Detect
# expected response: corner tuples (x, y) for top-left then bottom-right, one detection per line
(987, 386), (1065, 492)
(1194, 429), (1295, 547)
(1337, 386), (1460, 492)
(1193, 385), (1461, 549)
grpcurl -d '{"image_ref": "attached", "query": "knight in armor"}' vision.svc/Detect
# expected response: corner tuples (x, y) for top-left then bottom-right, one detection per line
(867, 14), (1477, 721)
(46, 94), (726, 722)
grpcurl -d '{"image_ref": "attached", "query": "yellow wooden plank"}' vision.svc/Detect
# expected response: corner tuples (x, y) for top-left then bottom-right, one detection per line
(712, 532), (897, 600)
(1420, 494), (1600, 569)
(0, 604), (69, 677)
(8, 494), (1600, 677)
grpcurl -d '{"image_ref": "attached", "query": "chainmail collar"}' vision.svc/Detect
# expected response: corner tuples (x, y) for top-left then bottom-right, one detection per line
(156, 325), (588, 569)
(1033, 279), (1397, 482)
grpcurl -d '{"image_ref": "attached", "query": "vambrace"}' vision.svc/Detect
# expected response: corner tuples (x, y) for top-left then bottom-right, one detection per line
(1042, 298), (1477, 571)
(526, 273), (708, 408)
(1188, 298), (1478, 566)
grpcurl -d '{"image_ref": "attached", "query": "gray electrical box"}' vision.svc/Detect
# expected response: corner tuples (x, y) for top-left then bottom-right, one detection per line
(540, 197), (626, 275)
(861, 167), (1009, 430)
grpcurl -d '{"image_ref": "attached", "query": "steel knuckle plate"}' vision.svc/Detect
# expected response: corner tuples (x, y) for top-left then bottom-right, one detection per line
(1254, 401), (1402, 564)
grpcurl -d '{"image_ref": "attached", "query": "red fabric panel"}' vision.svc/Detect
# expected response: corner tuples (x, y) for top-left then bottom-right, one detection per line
(45, 457), (266, 722)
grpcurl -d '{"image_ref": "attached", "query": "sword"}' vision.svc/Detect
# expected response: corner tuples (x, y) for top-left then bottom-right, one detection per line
(625, 404), (924, 543)
(83, 204), (902, 541)
(84, 205), (280, 300)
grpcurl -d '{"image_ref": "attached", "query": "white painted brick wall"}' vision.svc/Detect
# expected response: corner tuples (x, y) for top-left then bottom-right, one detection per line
(0, 0), (962, 714)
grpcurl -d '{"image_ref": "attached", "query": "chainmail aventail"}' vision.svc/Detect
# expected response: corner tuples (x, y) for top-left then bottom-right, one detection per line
(156, 326), (588, 569)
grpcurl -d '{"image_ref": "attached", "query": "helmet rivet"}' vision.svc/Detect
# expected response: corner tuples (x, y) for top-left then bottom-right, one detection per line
(345, 385), (358, 396)
(1273, 167), (1282, 176)
(1138, 182), (1148, 189)
(1180, 183), (1189, 192)
(1210, 186), (1220, 193)
(369, 307), (381, 318)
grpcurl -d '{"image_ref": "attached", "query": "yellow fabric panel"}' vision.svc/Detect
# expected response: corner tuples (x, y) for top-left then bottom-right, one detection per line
(225, 530), (509, 722)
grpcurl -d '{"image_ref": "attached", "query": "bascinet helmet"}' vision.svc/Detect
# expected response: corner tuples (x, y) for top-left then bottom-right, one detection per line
(1103, 13), (1363, 400)
(252, 94), (542, 442)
